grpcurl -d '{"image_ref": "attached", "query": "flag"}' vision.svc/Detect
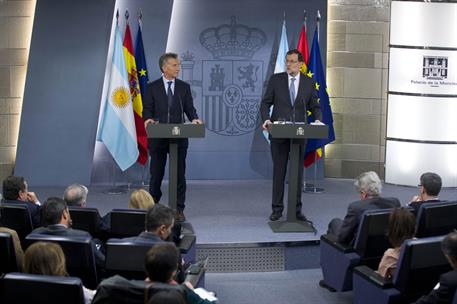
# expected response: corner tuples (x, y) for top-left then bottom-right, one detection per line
(97, 22), (139, 171)
(123, 21), (148, 165)
(263, 19), (290, 142)
(135, 19), (149, 102)
(304, 28), (336, 168)
(297, 23), (309, 74)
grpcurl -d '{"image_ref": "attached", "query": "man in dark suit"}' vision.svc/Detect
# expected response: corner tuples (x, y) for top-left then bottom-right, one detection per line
(408, 172), (443, 214)
(143, 53), (202, 222)
(415, 231), (457, 303)
(29, 197), (105, 267)
(260, 49), (322, 221)
(327, 171), (401, 245)
(1, 175), (41, 228)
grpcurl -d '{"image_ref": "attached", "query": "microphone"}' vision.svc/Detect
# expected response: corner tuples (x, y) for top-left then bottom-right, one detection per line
(178, 94), (185, 123)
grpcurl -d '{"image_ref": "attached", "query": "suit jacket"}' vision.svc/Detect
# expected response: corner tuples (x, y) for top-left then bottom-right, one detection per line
(30, 224), (105, 266)
(114, 231), (164, 245)
(337, 196), (401, 245)
(2, 199), (41, 228)
(260, 72), (322, 126)
(143, 78), (199, 150)
(409, 199), (443, 215)
(415, 269), (457, 304)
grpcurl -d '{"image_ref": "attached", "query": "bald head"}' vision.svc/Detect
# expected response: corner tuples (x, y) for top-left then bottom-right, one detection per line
(63, 184), (88, 207)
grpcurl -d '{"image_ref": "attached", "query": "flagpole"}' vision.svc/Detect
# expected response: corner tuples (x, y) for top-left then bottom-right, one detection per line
(304, 10), (324, 194)
(139, 9), (149, 189)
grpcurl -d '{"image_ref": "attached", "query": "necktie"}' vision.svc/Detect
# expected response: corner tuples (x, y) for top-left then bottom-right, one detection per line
(167, 81), (173, 109)
(290, 77), (296, 105)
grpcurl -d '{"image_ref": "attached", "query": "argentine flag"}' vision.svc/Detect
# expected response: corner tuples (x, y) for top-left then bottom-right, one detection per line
(97, 22), (139, 171)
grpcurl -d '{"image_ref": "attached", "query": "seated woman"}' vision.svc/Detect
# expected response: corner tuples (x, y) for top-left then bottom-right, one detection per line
(128, 189), (155, 210)
(145, 243), (216, 304)
(377, 207), (416, 279)
(23, 241), (95, 303)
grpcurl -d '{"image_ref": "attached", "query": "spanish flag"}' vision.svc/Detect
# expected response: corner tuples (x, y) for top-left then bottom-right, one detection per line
(123, 21), (148, 165)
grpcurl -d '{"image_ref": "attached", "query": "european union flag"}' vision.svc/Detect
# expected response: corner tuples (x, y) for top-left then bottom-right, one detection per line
(135, 21), (149, 101)
(304, 28), (335, 167)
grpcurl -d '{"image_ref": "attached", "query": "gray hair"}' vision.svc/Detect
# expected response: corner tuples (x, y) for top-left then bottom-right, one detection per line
(354, 171), (382, 197)
(63, 183), (88, 207)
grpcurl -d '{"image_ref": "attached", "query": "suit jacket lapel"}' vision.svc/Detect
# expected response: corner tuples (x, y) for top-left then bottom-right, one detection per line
(295, 73), (307, 105)
(158, 80), (169, 106)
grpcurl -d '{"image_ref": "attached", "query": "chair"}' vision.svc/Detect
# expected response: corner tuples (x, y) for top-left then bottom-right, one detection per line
(415, 202), (457, 238)
(0, 232), (20, 274)
(0, 272), (84, 304)
(25, 234), (99, 289)
(0, 204), (33, 244)
(105, 241), (152, 280)
(320, 209), (394, 291)
(178, 234), (197, 263)
(92, 275), (187, 304)
(109, 209), (146, 238)
(68, 206), (102, 238)
(352, 236), (451, 304)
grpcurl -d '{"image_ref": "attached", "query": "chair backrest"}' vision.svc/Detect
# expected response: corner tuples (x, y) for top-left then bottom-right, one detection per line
(0, 232), (19, 274)
(393, 236), (451, 302)
(0, 204), (33, 242)
(0, 272), (84, 304)
(353, 209), (392, 268)
(105, 240), (154, 280)
(68, 206), (101, 237)
(109, 209), (146, 238)
(92, 275), (187, 304)
(25, 234), (98, 289)
(415, 202), (457, 238)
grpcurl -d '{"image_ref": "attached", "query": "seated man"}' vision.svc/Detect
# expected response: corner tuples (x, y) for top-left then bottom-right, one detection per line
(144, 243), (216, 304)
(415, 231), (457, 303)
(327, 171), (400, 246)
(29, 197), (105, 267)
(2, 176), (41, 228)
(408, 172), (442, 214)
(63, 183), (110, 232)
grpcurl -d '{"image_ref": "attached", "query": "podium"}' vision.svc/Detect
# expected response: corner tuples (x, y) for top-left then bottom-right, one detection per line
(146, 124), (205, 211)
(267, 123), (329, 233)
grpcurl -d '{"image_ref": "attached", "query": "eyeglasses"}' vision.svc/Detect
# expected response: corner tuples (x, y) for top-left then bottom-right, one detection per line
(285, 60), (299, 65)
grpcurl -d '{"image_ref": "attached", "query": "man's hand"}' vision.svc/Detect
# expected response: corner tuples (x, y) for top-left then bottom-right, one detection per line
(410, 195), (422, 203)
(262, 119), (272, 130)
(144, 119), (155, 128)
(27, 192), (39, 204)
(191, 119), (203, 125)
(183, 281), (194, 290)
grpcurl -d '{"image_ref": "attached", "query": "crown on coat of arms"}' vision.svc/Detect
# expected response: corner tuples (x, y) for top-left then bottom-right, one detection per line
(199, 16), (266, 59)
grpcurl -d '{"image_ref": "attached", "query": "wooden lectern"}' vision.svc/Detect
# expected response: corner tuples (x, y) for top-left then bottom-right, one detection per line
(146, 124), (205, 211)
(267, 123), (328, 233)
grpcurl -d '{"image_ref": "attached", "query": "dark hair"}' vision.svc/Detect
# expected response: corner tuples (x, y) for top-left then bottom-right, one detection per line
(148, 290), (186, 304)
(2, 176), (26, 200)
(41, 197), (68, 226)
(144, 243), (180, 283)
(159, 53), (178, 73)
(145, 204), (175, 232)
(420, 172), (442, 196)
(442, 231), (457, 259)
(387, 208), (416, 248)
(286, 49), (304, 62)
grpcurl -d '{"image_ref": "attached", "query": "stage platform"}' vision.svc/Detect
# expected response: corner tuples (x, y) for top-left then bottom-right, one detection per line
(29, 178), (457, 272)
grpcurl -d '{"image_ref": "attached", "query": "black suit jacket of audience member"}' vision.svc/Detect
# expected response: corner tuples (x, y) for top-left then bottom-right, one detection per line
(415, 269), (457, 304)
(409, 199), (443, 215)
(30, 224), (105, 267)
(2, 199), (41, 228)
(338, 196), (401, 245)
(113, 231), (164, 245)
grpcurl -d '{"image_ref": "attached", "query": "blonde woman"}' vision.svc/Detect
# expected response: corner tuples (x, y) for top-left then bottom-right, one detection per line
(128, 189), (155, 210)
(23, 242), (95, 303)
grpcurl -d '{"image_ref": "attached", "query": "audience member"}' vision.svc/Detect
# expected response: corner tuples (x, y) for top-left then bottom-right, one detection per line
(327, 171), (401, 245)
(377, 207), (416, 279)
(23, 241), (95, 303)
(29, 197), (105, 267)
(409, 172), (443, 214)
(148, 289), (186, 304)
(2, 175), (41, 227)
(145, 243), (216, 304)
(415, 231), (457, 303)
(128, 189), (155, 210)
(0, 213), (24, 268)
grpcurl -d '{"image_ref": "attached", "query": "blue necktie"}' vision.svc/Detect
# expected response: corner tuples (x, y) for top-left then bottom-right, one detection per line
(290, 77), (296, 105)
(167, 81), (173, 109)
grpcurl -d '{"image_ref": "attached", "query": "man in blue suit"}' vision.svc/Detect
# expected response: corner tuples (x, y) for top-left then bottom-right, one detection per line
(143, 53), (202, 222)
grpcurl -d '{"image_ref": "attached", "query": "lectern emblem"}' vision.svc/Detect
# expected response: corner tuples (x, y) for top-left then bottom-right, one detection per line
(172, 126), (181, 136)
(297, 127), (304, 136)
